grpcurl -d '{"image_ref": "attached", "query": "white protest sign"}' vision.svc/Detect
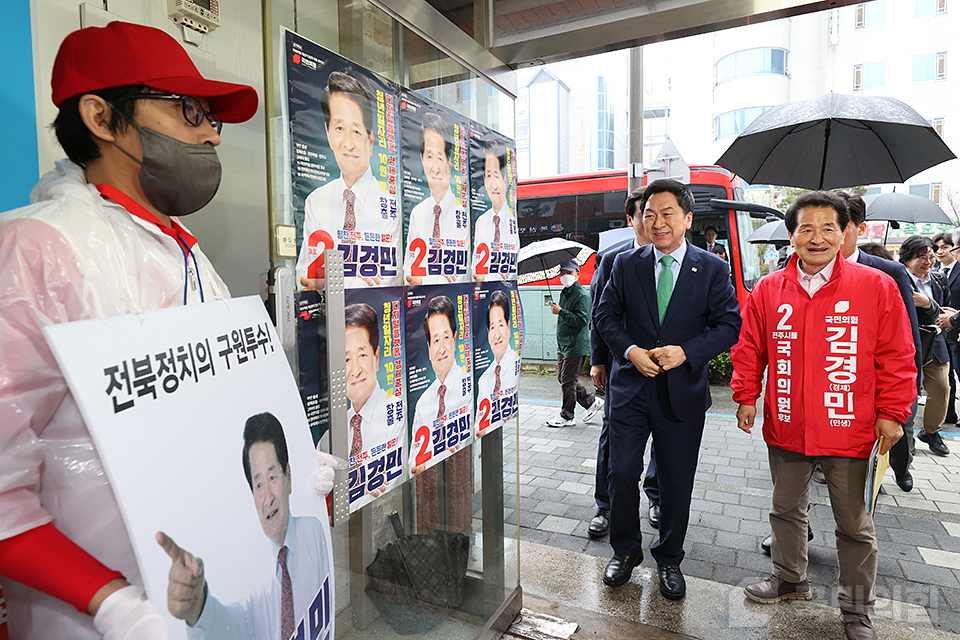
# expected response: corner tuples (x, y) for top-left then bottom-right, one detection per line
(44, 296), (334, 640)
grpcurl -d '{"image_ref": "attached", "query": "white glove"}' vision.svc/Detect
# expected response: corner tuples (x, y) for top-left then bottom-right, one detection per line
(93, 585), (169, 640)
(314, 450), (339, 496)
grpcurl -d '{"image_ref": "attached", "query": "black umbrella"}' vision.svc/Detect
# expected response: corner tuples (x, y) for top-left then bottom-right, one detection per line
(863, 192), (954, 225)
(747, 220), (790, 246)
(716, 93), (956, 190)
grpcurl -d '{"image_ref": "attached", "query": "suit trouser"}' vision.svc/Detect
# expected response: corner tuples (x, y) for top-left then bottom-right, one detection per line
(922, 360), (949, 434)
(768, 445), (876, 615)
(557, 353), (595, 420)
(595, 375), (659, 510)
(608, 380), (703, 566)
(888, 398), (917, 480)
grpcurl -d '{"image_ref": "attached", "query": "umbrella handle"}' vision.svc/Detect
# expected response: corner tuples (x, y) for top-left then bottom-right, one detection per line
(541, 255), (553, 300)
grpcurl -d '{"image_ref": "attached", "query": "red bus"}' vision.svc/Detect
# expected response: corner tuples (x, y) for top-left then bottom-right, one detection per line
(517, 166), (779, 310)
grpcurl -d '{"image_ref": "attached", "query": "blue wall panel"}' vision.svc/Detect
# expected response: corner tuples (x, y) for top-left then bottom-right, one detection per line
(1, 0), (40, 211)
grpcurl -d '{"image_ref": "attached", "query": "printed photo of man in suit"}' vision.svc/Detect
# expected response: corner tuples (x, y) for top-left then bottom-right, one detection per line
(594, 179), (741, 601)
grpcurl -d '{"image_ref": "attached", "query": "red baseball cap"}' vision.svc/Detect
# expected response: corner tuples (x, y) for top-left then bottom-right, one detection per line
(52, 21), (258, 123)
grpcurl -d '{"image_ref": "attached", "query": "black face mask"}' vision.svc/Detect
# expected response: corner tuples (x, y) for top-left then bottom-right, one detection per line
(114, 125), (221, 217)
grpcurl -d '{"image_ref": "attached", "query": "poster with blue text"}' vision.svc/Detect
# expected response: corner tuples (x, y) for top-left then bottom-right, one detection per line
(473, 282), (524, 437)
(405, 284), (474, 474)
(469, 124), (518, 281)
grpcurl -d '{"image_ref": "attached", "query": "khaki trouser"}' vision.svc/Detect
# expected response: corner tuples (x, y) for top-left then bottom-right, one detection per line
(922, 360), (949, 434)
(768, 445), (876, 615)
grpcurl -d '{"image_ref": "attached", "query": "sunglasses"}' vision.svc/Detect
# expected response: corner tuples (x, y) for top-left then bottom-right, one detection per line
(125, 92), (223, 134)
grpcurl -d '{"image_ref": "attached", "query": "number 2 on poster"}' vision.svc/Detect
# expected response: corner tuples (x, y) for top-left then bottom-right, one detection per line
(477, 397), (491, 434)
(307, 230), (335, 280)
(414, 424), (431, 467)
(409, 238), (427, 277)
(475, 243), (489, 276)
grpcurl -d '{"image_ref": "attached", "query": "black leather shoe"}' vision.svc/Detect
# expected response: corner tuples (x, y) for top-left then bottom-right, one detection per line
(648, 503), (660, 529)
(918, 431), (950, 456)
(658, 564), (686, 600)
(896, 470), (914, 492)
(603, 550), (643, 587)
(588, 508), (610, 538)
(761, 526), (814, 555)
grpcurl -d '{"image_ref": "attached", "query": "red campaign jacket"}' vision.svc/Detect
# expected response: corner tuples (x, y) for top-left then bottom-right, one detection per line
(731, 254), (917, 459)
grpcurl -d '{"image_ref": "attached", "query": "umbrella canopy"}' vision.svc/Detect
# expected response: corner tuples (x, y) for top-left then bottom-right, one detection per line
(517, 238), (594, 285)
(716, 93), (956, 190)
(747, 219), (790, 246)
(862, 192), (954, 225)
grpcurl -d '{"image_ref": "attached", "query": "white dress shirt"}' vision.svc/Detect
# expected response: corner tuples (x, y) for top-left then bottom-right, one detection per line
(296, 168), (402, 288)
(190, 516), (332, 640)
(347, 385), (404, 454)
(471, 204), (519, 281)
(475, 347), (521, 431)
(797, 257), (835, 298)
(404, 188), (471, 284)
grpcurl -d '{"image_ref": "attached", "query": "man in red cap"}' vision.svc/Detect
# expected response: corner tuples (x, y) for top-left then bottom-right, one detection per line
(0, 21), (258, 639)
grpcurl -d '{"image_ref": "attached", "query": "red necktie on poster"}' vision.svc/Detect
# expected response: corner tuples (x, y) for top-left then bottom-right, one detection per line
(279, 545), (294, 640)
(437, 384), (446, 421)
(493, 214), (501, 245)
(349, 413), (362, 459)
(343, 189), (357, 237)
(493, 364), (501, 397)
(432, 204), (442, 239)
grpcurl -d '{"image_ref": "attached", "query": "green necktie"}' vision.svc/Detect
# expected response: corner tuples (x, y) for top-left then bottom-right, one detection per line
(657, 254), (675, 324)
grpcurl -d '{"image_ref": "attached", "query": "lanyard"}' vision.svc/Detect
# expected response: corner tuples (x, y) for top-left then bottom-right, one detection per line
(96, 185), (205, 304)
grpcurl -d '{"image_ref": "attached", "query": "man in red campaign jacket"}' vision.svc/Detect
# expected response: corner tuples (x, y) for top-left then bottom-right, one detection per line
(731, 191), (916, 640)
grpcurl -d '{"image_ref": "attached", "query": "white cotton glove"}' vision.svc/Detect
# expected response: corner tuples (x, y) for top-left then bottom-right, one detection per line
(93, 585), (169, 640)
(314, 450), (339, 497)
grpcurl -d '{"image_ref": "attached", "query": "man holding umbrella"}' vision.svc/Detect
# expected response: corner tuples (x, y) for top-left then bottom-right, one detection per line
(547, 260), (603, 427)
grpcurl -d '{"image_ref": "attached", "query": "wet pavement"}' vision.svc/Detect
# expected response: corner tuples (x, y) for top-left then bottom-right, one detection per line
(510, 372), (960, 637)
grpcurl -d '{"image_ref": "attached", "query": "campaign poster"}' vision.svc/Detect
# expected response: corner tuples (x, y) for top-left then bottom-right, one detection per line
(43, 297), (334, 640)
(344, 287), (407, 511)
(297, 290), (329, 445)
(469, 125), (518, 282)
(405, 284), (474, 474)
(286, 29), (402, 290)
(399, 92), (471, 286)
(472, 282), (524, 437)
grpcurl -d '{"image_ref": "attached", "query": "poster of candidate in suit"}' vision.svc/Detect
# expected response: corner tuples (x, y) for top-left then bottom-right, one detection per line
(343, 288), (407, 511)
(469, 125), (518, 282)
(405, 284), (474, 474)
(473, 282), (524, 437)
(399, 92), (471, 286)
(286, 30), (402, 290)
(43, 297), (335, 640)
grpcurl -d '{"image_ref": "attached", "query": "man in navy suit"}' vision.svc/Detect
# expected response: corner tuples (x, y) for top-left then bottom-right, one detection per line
(594, 179), (741, 600)
(934, 232), (960, 424)
(587, 188), (659, 539)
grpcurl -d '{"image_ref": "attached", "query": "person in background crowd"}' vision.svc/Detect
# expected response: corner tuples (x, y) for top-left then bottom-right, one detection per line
(549, 260), (603, 428)
(900, 235), (951, 456)
(933, 232), (960, 425)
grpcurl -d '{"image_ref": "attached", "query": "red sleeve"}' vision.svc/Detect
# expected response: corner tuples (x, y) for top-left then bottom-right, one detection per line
(730, 281), (768, 405)
(0, 523), (123, 612)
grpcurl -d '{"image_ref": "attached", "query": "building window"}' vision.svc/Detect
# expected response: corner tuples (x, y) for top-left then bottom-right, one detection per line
(863, 61), (885, 88)
(854, 64), (863, 90)
(919, 0), (949, 14)
(933, 182), (942, 205)
(856, 0), (886, 26)
(909, 183), (931, 198)
(592, 76), (615, 170)
(914, 53), (947, 81)
(715, 48), (788, 84)
(716, 107), (767, 139)
(931, 117), (945, 137)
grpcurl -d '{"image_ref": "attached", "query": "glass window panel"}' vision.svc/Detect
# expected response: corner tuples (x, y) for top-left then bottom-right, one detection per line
(916, 0), (936, 16)
(865, 0), (887, 25)
(909, 183), (931, 198)
(914, 55), (935, 81)
(864, 61), (885, 88)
